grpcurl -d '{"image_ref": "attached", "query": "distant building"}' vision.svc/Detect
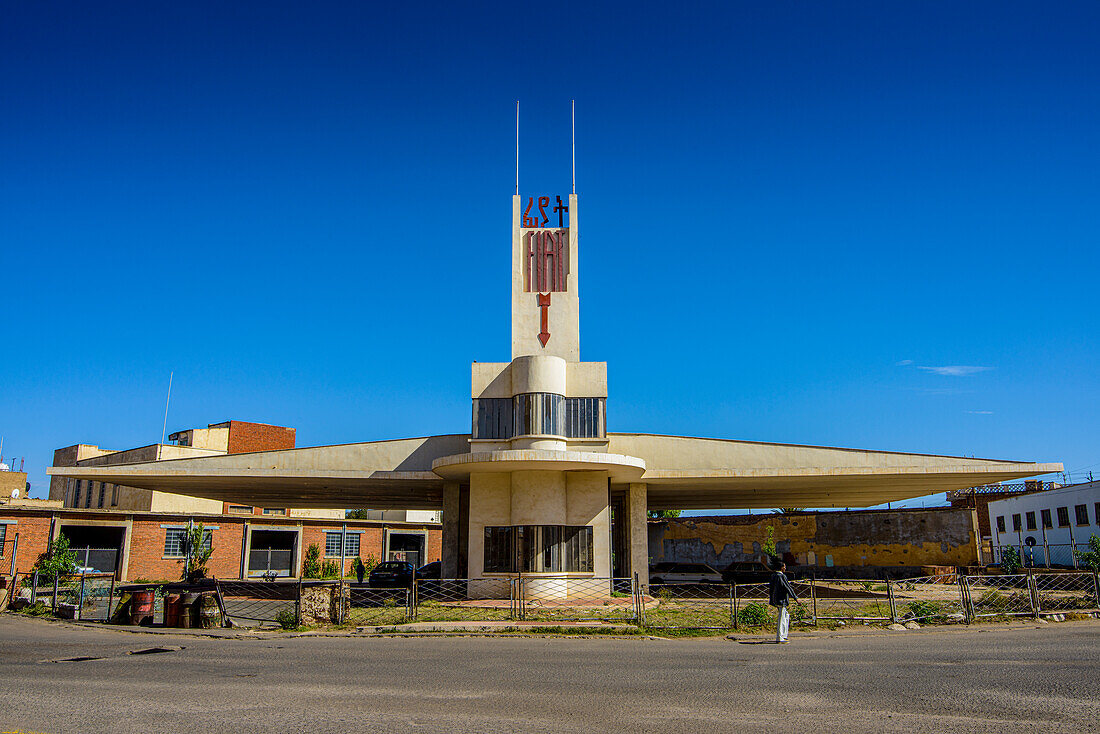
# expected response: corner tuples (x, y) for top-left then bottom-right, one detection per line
(987, 481), (1100, 567)
(0, 468), (29, 502)
(49, 421), (341, 519)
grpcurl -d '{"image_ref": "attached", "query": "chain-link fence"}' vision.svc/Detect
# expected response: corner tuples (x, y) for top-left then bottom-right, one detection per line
(7, 570), (1098, 630)
(411, 578), (513, 623)
(215, 579), (298, 624)
(891, 574), (968, 623)
(812, 579), (893, 622)
(343, 584), (411, 626)
(516, 577), (637, 623)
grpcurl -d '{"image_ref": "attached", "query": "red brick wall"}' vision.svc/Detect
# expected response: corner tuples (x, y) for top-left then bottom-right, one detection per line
(225, 421), (296, 455)
(0, 513), (54, 575)
(0, 509), (441, 583)
(126, 519), (245, 582)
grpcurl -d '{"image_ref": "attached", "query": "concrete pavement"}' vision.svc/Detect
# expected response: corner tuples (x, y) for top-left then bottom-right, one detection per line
(1, 614), (1097, 733)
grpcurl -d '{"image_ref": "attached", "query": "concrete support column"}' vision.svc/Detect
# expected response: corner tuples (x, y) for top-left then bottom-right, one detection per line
(627, 483), (648, 589)
(442, 481), (461, 579)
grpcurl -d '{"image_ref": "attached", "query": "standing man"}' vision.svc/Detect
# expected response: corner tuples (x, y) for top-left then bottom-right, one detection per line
(768, 560), (799, 644)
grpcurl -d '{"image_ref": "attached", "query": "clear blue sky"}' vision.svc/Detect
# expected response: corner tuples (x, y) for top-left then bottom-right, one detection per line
(2, 2), (1098, 510)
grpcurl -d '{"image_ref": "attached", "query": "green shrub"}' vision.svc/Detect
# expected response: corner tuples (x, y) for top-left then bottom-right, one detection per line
(791, 601), (810, 623)
(27, 534), (78, 584)
(906, 600), (948, 622)
(274, 607), (298, 630)
(321, 560), (339, 579)
(1001, 546), (1021, 574)
(740, 602), (770, 627)
(303, 544), (321, 579)
(1074, 534), (1100, 572)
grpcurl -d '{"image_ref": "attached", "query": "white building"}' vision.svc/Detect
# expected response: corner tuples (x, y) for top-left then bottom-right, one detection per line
(988, 481), (1100, 567)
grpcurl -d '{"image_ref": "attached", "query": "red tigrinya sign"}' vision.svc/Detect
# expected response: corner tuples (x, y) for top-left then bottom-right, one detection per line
(525, 229), (569, 293)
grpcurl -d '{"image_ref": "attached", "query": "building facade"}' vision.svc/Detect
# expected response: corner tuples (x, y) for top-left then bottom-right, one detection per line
(987, 481), (1100, 567)
(0, 505), (440, 581)
(49, 421), (341, 520)
(49, 181), (1061, 591)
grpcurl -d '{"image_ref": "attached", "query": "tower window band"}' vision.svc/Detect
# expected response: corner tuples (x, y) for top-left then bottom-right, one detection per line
(473, 394), (605, 439)
(483, 525), (594, 573)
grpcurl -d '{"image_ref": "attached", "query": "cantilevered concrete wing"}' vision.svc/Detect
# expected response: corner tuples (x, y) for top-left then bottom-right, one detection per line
(47, 435), (471, 510)
(608, 434), (1061, 510)
(47, 431), (1060, 511)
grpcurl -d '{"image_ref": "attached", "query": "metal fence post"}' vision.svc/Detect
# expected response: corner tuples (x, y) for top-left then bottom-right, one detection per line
(733, 583), (740, 629)
(632, 572), (641, 626)
(107, 574), (116, 620)
(961, 576), (973, 624)
(52, 574), (59, 612)
(295, 577), (302, 627)
(31, 571), (39, 607)
(1092, 571), (1100, 613)
(8, 533), (17, 576)
(810, 578), (818, 627)
(887, 579), (898, 624)
(77, 572), (86, 621)
(1027, 569), (1039, 619)
(408, 580), (416, 622)
(729, 583), (735, 629)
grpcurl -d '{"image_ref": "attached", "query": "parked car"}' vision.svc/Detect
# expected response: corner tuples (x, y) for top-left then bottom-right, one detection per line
(416, 561), (441, 579)
(649, 562), (723, 585)
(721, 560), (773, 584)
(368, 561), (415, 588)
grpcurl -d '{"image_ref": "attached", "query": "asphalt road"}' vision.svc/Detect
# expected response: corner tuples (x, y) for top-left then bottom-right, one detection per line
(1, 616), (1097, 733)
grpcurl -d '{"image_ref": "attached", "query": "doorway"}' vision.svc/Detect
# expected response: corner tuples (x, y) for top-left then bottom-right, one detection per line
(247, 529), (298, 577)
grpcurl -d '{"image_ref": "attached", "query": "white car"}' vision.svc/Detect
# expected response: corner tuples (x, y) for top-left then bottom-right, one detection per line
(649, 562), (724, 585)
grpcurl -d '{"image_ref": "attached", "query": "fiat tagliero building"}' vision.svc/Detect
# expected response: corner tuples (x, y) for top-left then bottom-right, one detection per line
(49, 189), (1061, 588)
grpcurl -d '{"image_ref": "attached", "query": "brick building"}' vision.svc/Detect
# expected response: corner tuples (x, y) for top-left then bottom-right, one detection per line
(0, 505), (440, 582)
(49, 420), (340, 520)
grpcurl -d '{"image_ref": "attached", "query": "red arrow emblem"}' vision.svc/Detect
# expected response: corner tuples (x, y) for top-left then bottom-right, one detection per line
(537, 293), (551, 346)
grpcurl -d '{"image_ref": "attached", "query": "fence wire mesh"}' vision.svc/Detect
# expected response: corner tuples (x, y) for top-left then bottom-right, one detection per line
(215, 580), (298, 624)
(643, 583), (732, 629)
(966, 574), (1035, 617)
(1034, 572), (1099, 613)
(412, 578), (513, 623)
(811, 579), (892, 621)
(343, 584), (410, 626)
(518, 577), (637, 623)
(892, 574), (967, 623)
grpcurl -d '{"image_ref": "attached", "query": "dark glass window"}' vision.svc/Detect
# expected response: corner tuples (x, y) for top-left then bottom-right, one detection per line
(513, 393), (565, 436)
(1011, 514), (1022, 532)
(1025, 511), (1036, 531)
(98, 482), (107, 508)
(72, 480), (82, 507)
(473, 395), (606, 439)
(1040, 509), (1052, 529)
(565, 397), (605, 438)
(996, 516), (1006, 533)
(85, 482), (94, 508)
(473, 398), (513, 439)
(1095, 503), (1100, 525)
(1057, 507), (1070, 527)
(1075, 504), (1089, 525)
(483, 525), (593, 573)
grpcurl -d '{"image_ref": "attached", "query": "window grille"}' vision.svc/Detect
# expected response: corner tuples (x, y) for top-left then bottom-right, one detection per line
(1075, 504), (1089, 525)
(1057, 507), (1070, 527)
(1041, 509), (1052, 529)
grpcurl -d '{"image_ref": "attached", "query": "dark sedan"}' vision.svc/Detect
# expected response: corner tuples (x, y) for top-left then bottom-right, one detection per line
(367, 561), (415, 588)
(416, 561), (441, 579)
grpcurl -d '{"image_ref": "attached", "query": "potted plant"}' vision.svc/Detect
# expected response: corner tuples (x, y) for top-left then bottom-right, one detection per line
(354, 557), (366, 584)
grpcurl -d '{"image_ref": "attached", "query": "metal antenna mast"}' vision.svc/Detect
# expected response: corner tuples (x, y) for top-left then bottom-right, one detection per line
(160, 371), (173, 444)
(571, 100), (576, 194)
(515, 100), (520, 196)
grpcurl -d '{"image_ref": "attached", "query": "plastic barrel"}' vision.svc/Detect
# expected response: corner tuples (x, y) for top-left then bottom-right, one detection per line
(198, 594), (221, 629)
(130, 589), (156, 626)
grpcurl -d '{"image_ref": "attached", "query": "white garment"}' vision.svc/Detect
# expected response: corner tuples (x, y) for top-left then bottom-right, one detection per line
(776, 605), (790, 642)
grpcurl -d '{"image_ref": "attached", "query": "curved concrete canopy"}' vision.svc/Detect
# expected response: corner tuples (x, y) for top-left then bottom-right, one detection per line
(47, 432), (1060, 510)
(432, 450), (646, 481)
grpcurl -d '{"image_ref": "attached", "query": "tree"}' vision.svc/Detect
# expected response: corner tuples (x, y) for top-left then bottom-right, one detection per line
(180, 523), (213, 582)
(762, 526), (777, 558)
(345, 509), (372, 520)
(303, 543), (322, 579)
(648, 510), (682, 519)
(29, 533), (78, 583)
(1074, 534), (1100, 572)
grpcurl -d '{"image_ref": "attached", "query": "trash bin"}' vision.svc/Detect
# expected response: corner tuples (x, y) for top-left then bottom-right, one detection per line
(130, 589), (156, 626)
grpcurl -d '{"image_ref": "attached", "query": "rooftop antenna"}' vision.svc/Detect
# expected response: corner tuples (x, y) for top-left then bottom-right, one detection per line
(571, 99), (575, 194)
(515, 100), (520, 196)
(160, 371), (173, 444)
